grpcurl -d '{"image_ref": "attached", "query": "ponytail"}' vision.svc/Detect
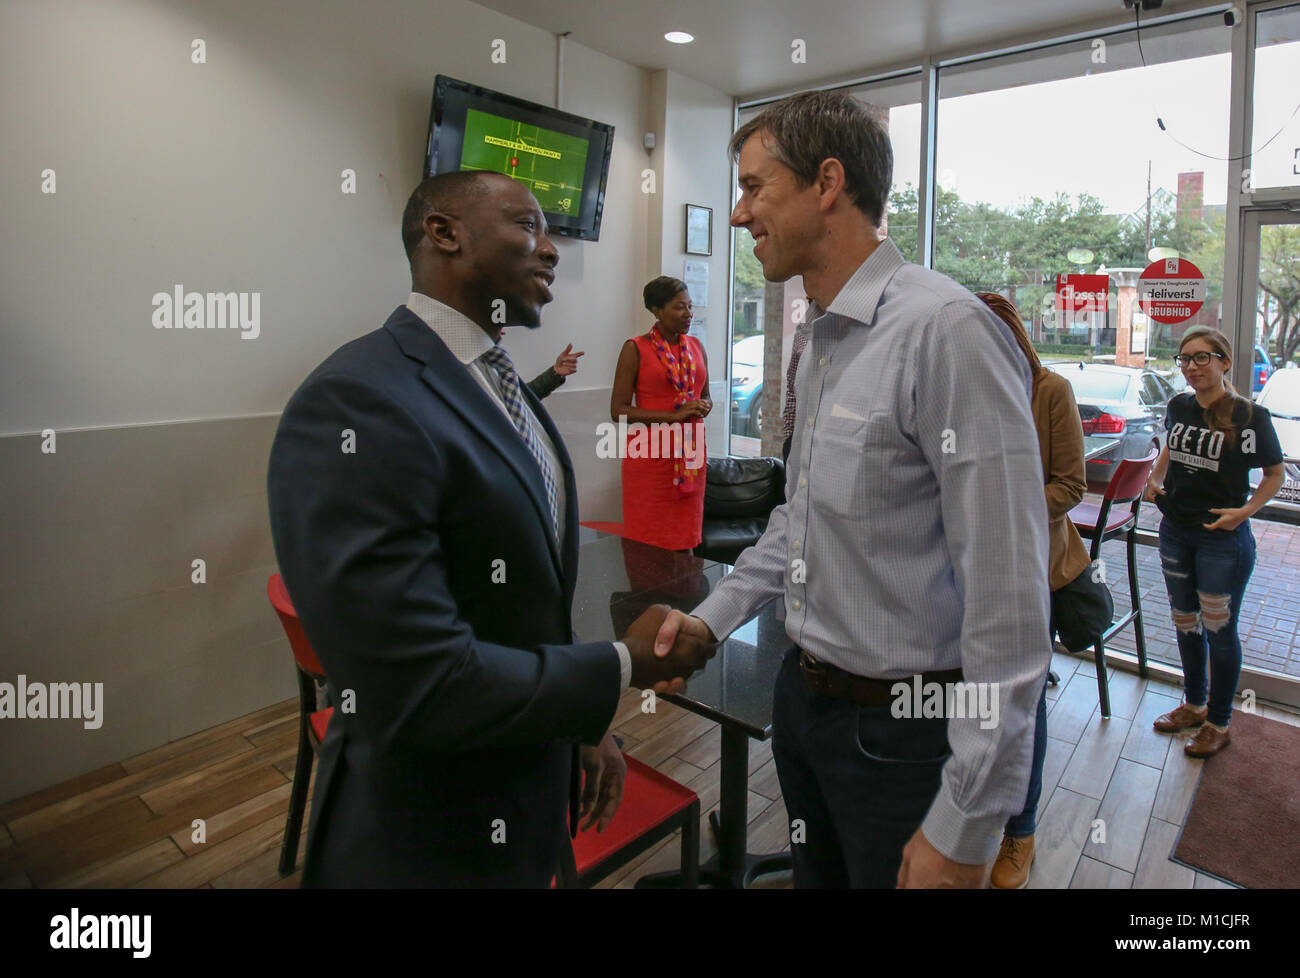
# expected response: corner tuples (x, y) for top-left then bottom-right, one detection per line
(1204, 380), (1253, 449)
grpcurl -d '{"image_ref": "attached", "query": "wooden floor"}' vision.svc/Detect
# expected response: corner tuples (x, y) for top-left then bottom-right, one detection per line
(3, 649), (1298, 889)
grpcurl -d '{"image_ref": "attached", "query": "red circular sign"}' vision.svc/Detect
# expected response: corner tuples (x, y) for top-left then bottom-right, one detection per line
(1138, 258), (1206, 325)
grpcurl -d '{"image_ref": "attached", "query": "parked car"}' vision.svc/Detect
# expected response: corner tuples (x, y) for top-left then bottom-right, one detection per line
(729, 334), (764, 437)
(1159, 343), (1268, 397)
(1161, 344), (1272, 397)
(1253, 343), (1274, 395)
(1046, 362), (1174, 486)
(1250, 366), (1300, 524)
(1163, 367), (1189, 394)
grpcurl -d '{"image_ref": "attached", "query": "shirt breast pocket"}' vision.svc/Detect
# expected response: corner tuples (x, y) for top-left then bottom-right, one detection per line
(814, 412), (895, 522)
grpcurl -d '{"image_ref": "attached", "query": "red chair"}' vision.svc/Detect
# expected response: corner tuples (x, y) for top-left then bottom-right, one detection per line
(269, 573), (700, 887)
(267, 573), (333, 877)
(555, 755), (700, 889)
(1068, 449), (1159, 718)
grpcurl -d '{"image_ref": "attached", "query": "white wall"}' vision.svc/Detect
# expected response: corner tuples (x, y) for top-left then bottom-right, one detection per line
(0, 0), (740, 802)
(0, 0), (656, 434)
(654, 69), (736, 446)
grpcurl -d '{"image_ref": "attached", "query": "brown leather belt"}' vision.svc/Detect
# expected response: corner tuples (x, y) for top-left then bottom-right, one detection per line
(797, 649), (964, 707)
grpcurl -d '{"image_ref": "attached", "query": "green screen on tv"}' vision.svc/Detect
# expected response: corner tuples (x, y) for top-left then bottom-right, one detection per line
(459, 108), (591, 217)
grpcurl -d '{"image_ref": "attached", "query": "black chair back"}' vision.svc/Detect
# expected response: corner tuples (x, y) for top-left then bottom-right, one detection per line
(695, 457), (784, 565)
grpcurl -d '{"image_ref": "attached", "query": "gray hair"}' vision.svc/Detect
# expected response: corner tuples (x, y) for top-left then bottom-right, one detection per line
(728, 90), (893, 226)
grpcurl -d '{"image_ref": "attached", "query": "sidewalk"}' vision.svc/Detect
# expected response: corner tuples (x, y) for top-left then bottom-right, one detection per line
(1104, 507), (1300, 678)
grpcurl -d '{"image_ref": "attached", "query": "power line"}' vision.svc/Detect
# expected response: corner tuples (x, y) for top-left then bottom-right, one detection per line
(1135, 5), (1300, 165)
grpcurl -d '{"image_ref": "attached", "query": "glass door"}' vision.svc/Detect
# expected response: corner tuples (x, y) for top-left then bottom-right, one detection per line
(1236, 206), (1300, 708)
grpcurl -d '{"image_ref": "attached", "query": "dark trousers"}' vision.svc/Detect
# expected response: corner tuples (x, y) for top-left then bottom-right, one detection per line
(772, 649), (950, 888)
(1003, 680), (1047, 837)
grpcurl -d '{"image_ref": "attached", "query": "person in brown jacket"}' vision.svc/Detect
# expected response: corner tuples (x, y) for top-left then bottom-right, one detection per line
(977, 293), (1090, 888)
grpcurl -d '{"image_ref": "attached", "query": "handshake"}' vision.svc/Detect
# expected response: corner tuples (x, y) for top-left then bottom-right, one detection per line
(621, 605), (718, 695)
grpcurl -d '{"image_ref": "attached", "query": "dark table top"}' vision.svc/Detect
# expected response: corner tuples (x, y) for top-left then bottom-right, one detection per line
(572, 528), (787, 739)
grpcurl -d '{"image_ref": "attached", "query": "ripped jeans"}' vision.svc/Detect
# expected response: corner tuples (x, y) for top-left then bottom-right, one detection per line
(1157, 518), (1256, 727)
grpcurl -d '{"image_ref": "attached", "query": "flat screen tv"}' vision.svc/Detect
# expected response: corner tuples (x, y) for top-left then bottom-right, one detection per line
(424, 75), (615, 241)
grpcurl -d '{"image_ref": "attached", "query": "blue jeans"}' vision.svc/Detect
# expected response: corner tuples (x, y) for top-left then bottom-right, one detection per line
(1158, 518), (1256, 727)
(771, 649), (949, 887)
(1004, 679), (1047, 838)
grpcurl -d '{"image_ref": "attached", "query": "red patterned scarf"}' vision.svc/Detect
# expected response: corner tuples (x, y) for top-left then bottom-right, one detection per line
(649, 324), (700, 495)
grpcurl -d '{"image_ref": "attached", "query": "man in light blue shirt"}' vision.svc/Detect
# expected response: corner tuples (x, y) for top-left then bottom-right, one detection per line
(657, 91), (1050, 887)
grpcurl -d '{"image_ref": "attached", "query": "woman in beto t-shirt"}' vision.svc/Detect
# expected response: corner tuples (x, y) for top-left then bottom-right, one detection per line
(1143, 327), (1285, 757)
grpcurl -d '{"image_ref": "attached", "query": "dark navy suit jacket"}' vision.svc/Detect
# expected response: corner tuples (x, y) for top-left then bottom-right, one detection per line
(267, 306), (620, 887)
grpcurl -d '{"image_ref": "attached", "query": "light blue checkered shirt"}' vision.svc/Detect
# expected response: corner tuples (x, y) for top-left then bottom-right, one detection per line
(693, 238), (1051, 865)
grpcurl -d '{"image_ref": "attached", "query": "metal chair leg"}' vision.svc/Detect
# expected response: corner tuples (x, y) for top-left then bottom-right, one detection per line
(1093, 634), (1111, 719)
(279, 722), (313, 876)
(1127, 529), (1149, 678)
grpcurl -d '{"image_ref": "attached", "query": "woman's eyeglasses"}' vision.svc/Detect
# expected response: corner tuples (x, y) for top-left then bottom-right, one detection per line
(1174, 352), (1226, 368)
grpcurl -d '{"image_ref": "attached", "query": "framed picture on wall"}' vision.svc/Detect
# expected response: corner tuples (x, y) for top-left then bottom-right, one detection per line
(685, 204), (712, 256)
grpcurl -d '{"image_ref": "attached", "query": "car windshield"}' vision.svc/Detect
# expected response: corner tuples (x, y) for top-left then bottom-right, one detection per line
(1260, 375), (1300, 419)
(1050, 366), (1131, 403)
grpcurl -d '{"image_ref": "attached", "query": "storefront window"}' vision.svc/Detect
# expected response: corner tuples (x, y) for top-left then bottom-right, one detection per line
(729, 77), (921, 458)
(932, 14), (1231, 377)
(1251, 4), (1300, 190)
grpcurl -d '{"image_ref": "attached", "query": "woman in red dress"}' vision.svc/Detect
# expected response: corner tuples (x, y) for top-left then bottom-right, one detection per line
(610, 276), (711, 551)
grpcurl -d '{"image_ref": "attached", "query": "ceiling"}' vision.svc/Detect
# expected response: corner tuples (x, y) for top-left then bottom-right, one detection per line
(472, 0), (1208, 98)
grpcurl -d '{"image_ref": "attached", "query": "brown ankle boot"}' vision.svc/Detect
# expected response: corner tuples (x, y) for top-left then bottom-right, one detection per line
(990, 833), (1034, 889)
(1153, 702), (1207, 733)
(1184, 722), (1231, 757)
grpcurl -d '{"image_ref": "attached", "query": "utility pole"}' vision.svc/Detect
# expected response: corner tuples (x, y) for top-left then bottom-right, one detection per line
(1145, 160), (1152, 253)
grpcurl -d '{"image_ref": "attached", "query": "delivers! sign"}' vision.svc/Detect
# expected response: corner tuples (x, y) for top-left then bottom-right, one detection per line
(1138, 258), (1206, 325)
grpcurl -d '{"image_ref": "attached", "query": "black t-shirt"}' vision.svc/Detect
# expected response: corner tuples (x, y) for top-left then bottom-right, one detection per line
(1157, 392), (1284, 528)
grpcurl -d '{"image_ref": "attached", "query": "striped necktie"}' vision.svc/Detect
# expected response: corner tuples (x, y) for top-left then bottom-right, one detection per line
(480, 345), (561, 542)
(782, 319), (813, 440)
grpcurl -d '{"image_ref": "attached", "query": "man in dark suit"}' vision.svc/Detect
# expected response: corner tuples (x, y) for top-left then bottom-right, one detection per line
(267, 171), (713, 887)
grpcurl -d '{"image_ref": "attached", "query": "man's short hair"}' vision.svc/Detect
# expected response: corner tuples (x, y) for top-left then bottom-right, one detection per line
(728, 90), (893, 226)
(400, 171), (492, 262)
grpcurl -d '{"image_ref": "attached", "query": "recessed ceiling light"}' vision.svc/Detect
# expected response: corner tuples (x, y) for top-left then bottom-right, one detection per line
(664, 31), (694, 44)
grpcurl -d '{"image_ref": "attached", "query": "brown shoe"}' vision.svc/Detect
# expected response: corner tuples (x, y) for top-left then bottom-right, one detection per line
(1184, 722), (1231, 758)
(1153, 703), (1208, 733)
(990, 833), (1034, 889)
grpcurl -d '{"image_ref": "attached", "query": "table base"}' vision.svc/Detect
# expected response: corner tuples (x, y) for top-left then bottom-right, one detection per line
(635, 725), (793, 888)
(633, 812), (792, 888)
